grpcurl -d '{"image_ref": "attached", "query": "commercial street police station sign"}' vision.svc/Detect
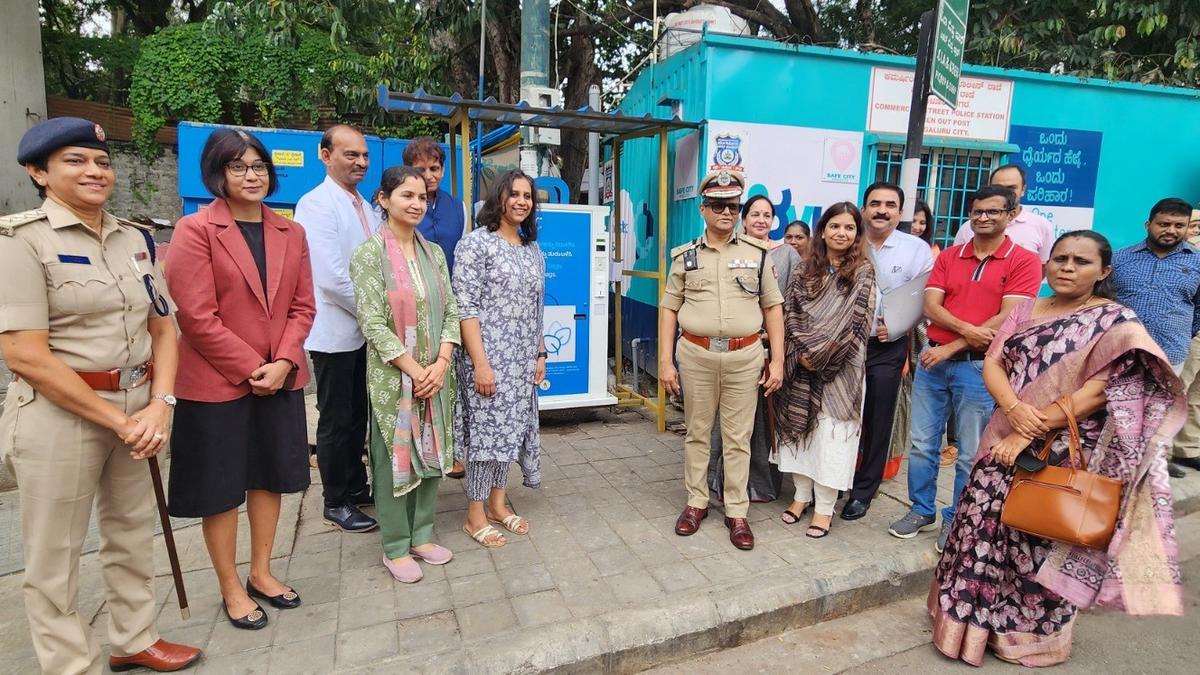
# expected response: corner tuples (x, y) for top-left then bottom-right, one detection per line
(931, 0), (970, 108)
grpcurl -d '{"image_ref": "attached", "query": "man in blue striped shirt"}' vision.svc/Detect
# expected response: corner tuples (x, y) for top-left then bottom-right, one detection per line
(1112, 197), (1200, 373)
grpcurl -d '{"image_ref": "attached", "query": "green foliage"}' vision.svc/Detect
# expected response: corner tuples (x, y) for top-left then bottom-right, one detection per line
(965, 0), (1200, 87)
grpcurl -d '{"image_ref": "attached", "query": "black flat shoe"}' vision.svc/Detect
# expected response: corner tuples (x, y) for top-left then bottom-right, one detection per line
(1168, 462), (1187, 478)
(324, 504), (379, 532)
(840, 498), (871, 521)
(223, 600), (268, 630)
(247, 578), (302, 609)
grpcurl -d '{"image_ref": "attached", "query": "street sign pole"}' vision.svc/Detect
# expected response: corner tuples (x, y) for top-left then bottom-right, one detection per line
(931, 0), (970, 108)
(899, 10), (935, 227)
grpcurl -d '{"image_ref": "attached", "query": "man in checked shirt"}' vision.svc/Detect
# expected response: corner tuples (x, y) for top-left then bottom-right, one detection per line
(1111, 197), (1200, 477)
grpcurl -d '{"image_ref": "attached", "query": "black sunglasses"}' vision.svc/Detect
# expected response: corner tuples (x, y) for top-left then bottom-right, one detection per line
(703, 200), (741, 214)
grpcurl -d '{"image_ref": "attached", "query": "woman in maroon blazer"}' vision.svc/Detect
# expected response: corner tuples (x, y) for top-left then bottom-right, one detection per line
(164, 129), (315, 631)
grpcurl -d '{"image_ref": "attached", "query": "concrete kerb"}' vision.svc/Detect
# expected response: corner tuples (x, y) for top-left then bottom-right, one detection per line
(347, 473), (1200, 675)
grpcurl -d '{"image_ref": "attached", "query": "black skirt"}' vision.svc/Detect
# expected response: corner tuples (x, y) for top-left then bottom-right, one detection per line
(168, 390), (310, 518)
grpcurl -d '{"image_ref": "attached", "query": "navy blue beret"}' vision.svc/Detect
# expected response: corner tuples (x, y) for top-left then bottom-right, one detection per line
(17, 117), (110, 165)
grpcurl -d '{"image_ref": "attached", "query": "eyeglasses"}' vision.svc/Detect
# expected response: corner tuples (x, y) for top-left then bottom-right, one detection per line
(225, 161), (270, 176)
(703, 200), (740, 214)
(970, 208), (1013, 220)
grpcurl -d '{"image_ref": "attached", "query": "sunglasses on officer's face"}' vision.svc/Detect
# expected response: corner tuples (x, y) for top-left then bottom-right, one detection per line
(703, 200), (741, 214)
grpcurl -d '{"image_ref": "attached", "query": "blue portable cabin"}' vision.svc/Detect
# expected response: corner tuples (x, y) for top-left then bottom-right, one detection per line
(614, 31), (1200, 356)
(176, 122), (466, 217)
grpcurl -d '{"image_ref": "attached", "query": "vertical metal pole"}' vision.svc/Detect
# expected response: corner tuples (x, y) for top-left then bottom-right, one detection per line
(613, 138), (624, 392)
(655, 128), (668, 432)
(460, 114), (472, 214)
(899, 9), (936, 227)
(519, 0), (550, 177)
(475, 0), (488, 205)
(587, 85), (601, 206)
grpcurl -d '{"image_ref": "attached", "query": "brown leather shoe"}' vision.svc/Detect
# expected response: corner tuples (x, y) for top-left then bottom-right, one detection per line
(110, 639), (201, 672)
(674, 506), (708, 536)
(725, 517), (755, 550)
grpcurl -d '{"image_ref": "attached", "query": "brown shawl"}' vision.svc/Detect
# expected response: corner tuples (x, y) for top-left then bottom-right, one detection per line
(774, 259), (876, 443)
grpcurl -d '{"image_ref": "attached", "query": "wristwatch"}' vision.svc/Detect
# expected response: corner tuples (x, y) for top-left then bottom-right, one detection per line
(537, 351), (548, 360)
(152, 394), (178, 407)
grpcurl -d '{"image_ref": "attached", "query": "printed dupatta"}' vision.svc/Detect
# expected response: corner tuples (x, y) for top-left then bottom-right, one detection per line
(380, 228), (455, 494)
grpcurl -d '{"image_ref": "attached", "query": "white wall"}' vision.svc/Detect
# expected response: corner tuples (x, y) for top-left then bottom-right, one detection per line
(0, 0), (48, 214)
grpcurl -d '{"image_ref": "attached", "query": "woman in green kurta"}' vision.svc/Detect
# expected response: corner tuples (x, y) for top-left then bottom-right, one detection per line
(350, 166), (461, 584)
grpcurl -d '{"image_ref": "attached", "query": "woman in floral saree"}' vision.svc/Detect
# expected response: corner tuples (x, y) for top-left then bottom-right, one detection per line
(351, 166), (461, 584)
(931, 230), (1185, 666)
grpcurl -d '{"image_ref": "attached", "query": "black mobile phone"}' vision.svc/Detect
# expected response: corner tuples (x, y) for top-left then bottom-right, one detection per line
(1015, 449), (1047, 472)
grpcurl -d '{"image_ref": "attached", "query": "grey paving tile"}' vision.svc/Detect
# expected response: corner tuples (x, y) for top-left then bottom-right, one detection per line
(196, 646), (271, 674)
(204, 614), (278, 658)
(448, 571), (506, 607)
(337, 590), (395, 632)
(650, 561), (708, 594)
(586, 544), (645, 577)
(272, 601), (338, 644)
(499, 563), (557, 597)
(339, 563), (394, 599)
(510, 589), (572, 627)
(691, 552), (750, 584)
(560, 577), (618, 618)
(268, 633), (335, 673)
(291, 532), (341, 555)
(396, 609), (460, 652)
(442, 547), (495, 579)
(285, 549), (340, 581)
(455, 598), (516, 641)
(282, 574), (343, 607)
(604, 569), (665, 605)
(395, 580), (453, 620)
(335, 622), (399, 668)
(489, 539), (542, 571)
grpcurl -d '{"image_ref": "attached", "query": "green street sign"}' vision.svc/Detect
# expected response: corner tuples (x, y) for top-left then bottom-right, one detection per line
(931, 0), (970, 108)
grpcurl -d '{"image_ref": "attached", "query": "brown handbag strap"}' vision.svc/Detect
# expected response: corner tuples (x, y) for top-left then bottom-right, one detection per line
(1042, 396), (1085, 470)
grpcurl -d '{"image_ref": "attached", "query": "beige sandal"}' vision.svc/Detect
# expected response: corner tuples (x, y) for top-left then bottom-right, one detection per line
(487, 513), (529, 535)
(463, 524), (506, 548)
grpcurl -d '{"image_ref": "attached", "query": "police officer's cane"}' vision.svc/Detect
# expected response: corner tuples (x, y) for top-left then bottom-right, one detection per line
(148, 456), (189, 619)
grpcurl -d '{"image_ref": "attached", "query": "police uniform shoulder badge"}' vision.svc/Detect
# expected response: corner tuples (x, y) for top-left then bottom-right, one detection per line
(0, 209), (47, 236)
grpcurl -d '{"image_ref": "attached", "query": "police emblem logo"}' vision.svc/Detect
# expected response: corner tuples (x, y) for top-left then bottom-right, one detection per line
(712, 134), (743, 170)
(94, 124), (106, 142)
(716, 170), (732, 187)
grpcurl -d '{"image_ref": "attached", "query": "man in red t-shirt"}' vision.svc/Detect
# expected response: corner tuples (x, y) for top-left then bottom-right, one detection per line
(887, 185), (1043, 552)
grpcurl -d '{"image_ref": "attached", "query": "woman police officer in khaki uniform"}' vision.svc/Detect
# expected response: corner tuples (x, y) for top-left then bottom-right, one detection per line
(0, 117), (201, 673)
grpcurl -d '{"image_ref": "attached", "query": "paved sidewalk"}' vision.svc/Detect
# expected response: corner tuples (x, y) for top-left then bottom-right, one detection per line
(1, 405), (1198, 674)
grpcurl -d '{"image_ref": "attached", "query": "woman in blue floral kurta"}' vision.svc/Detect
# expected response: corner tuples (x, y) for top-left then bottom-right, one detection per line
(454, 170), (546, 548)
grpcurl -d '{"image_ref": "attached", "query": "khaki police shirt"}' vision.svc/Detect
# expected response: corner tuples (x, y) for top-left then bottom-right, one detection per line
(0, 198), (173, 372)
(661, 230), (783, 338)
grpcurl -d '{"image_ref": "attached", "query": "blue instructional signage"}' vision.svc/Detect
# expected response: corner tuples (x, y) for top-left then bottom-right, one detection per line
(537, 209), (592, 397)
(1007, 124), (1103, 209)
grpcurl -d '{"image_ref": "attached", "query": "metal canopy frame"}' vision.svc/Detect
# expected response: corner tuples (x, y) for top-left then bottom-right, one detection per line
(377, 86), (701, 431)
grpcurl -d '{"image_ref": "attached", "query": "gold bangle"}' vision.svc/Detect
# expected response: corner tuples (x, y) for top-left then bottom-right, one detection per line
(1005, 400), (1021, 414)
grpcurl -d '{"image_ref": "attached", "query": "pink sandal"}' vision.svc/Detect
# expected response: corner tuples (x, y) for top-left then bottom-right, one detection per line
(382, 555), (422, 583)
(409, 544), (453, 565)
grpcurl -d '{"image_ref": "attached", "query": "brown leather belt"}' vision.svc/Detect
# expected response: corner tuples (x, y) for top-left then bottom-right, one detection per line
(75, 362), (153, 391)
(681, 331), (760, 353)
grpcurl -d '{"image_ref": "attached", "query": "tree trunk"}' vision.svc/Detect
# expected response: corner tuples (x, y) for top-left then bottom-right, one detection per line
(558, 8), (599, 202)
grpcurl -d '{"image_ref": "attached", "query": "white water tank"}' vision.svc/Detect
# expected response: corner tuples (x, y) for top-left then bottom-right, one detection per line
(659, 5), (751, 60)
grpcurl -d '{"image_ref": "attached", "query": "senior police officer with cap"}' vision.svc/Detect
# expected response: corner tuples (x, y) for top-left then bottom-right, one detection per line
(659, 169), (785, 551)
(0, 117), (201, 673)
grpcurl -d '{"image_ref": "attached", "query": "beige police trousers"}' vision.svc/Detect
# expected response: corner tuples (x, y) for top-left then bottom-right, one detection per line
(2, 378), (158, 675)
(677, 337), (764, 518)
(1174, 334), (1200, 460)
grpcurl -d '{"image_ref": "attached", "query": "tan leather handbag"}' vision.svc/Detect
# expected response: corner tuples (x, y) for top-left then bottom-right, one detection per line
(1000, 396), (1123, 550)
